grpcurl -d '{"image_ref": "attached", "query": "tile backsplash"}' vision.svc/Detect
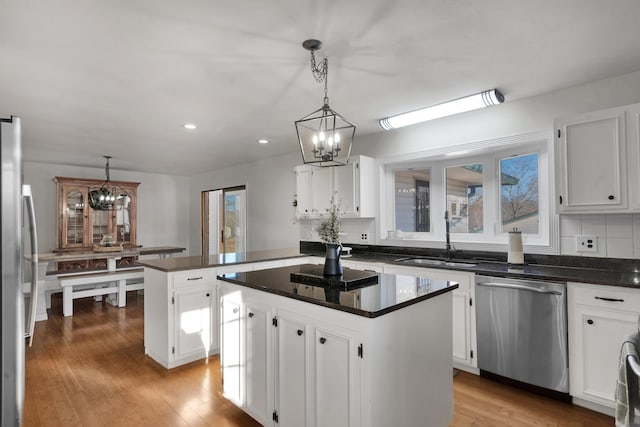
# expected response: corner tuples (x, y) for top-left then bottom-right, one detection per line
(299, 218), (376, 245)
(560, 214), (640, 259)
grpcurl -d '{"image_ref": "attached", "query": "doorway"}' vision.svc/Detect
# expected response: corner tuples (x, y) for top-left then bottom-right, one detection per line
(202, 186), (246, 255)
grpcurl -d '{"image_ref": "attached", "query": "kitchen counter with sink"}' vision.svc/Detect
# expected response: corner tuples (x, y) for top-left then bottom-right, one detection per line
(300, 241), (640, 288)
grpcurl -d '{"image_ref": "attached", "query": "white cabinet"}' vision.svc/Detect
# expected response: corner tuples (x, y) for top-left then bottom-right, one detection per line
(144, 267), (218, 369)
(382, 265), (477, 372)
(295, 167), (313, 217)
(219, 277), (453, 427)
(245, 299), (273, 425)
(555, 103), (640, 213)
(340, 259), (385, 273)
(173, 283), (216, 362)
(221, 297), (242, 405)
(568, 282), (640, 413)
(311, 167), (333, 217)
(219, 284), (363, 427)
(626, 104), (640, 210)
(275, 310), (312, 427)
(143, 257), (312, 370)
(313, 324), (361, 427)
(294, 155), (376, 219)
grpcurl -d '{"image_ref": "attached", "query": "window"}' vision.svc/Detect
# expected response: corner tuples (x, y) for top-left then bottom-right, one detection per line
(500, 154), (539, 234)
(383, 135), (551, 249)
(394, 169), (431, 232)
(446, 164), (484, 233)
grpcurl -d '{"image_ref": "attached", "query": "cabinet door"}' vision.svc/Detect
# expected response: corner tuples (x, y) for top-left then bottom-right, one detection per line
(295, 166), (313, 217)
(382, 265), (476, 369)
(276, 313), (311, 427)
(626, 104), (640, 210)
(334, 162), (357, 216)
(311, 167), (333, 215)
(570, 305), (638, 407)
(60, 185), (89, 248)
(174, 285), (214, 360)
(452, 289), (473, 367)
(244, 300), (273, 426)
(556, 107), (627, 212)
(221, 297), (242, 406)
(314, 327), (361, 427)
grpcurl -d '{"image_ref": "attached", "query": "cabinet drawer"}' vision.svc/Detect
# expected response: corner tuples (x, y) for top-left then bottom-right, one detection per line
(569, 282), (640, 312)
(173, 269), (217, 288)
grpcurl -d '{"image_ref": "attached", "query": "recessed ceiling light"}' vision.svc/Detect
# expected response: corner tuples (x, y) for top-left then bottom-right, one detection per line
(258, 139), (269, 144)
(183, 123), (197, 130)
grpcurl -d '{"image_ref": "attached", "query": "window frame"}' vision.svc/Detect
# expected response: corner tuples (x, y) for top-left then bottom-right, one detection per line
(380, 132), (554, 252)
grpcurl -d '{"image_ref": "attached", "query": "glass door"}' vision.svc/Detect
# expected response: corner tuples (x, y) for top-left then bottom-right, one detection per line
(202, 186), (246, 255)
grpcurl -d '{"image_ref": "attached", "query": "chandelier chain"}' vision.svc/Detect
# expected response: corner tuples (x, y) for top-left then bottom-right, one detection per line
(309, 51), (329, 102)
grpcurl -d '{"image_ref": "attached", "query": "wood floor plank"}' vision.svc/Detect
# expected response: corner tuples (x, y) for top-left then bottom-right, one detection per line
(24, 292), (614, 426)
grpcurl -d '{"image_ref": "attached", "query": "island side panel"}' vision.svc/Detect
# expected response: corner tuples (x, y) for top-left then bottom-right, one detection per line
(367, 292), (454, 427)
(143, 267), (171, 368)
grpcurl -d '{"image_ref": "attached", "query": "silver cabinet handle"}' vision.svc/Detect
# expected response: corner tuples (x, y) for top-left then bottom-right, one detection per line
(476, 282), (562, 295)
(187, 276), (203, 281)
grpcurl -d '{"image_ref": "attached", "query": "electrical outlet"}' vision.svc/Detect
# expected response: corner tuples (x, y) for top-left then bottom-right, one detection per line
(576, 235), (597, 252)
(361, 233), (368, 241)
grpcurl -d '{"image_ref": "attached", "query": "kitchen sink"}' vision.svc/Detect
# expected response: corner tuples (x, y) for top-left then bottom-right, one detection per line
(396, 257), (477, 268)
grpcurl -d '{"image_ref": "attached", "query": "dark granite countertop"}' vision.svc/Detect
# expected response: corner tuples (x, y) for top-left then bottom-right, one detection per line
(218, 264), (458, 318)
(28, 245), (186, 262)
(137, 248), (307, 272)
(301, 242), (640, 289)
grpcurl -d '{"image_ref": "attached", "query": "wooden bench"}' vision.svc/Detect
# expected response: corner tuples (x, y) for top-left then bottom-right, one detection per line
(59, 268), (144, 317)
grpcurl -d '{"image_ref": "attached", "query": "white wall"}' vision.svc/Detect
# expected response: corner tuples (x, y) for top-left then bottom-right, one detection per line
(24, 161), (190, 254)
(353, 70), (640, 162)
(188, 151), (301, 255)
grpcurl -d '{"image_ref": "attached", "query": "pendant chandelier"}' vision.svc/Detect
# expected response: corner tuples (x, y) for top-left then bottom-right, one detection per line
(88, 156), (118, 210)
(295, 39), (356, 167)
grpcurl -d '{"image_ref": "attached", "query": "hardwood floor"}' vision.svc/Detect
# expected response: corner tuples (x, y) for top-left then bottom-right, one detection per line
(25, 292), (614, 426)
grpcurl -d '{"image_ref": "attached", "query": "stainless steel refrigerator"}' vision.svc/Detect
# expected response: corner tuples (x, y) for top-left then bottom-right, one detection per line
(2, 116), (38, 426)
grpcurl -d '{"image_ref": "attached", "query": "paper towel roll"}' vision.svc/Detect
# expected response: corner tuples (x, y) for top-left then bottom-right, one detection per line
(508, 229), (524, 265)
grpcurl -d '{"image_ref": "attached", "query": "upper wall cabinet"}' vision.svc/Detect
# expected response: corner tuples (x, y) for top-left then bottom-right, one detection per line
(54, 176), (140, 251)
(555, 103), (640, 213)
(294, 155), (376, 219)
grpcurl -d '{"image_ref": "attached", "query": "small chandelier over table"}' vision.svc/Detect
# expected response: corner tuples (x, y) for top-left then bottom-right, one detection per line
(295, 39), (356, 167)
(88, 156), (119, 210)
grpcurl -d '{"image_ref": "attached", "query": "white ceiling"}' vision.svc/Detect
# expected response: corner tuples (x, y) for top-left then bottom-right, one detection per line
(2, 0), (640, 176)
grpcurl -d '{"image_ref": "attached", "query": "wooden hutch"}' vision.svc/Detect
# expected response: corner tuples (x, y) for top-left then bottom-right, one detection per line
(54, 176), (140, 271)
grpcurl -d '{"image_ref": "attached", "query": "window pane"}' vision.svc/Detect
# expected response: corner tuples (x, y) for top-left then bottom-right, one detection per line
(394, 169), (430, 232)
(501, 153), (539, 234)
(446, 164), (483, 233)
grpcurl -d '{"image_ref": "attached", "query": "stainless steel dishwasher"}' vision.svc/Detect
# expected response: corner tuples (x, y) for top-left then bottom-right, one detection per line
(475, 275), (569, 397)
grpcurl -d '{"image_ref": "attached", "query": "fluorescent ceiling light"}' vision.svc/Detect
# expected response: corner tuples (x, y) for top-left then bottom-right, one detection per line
(380, 89), (504, 130)
(258, 139), (269, 144)
(183, 123), (197, 130)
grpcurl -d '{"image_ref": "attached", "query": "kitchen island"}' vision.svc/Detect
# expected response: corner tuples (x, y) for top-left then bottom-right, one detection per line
(218, 264), (458, 427)
(139, 249), (311, 369)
